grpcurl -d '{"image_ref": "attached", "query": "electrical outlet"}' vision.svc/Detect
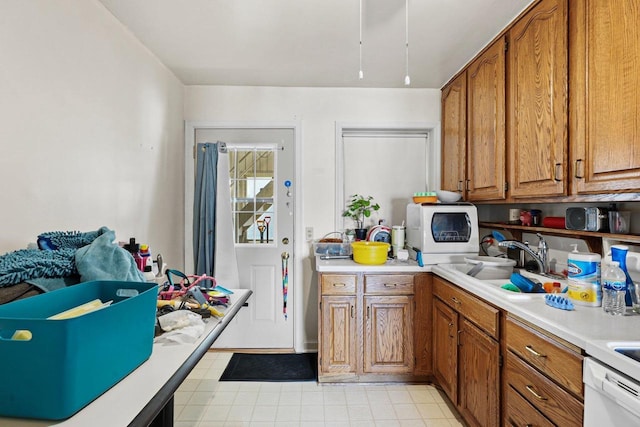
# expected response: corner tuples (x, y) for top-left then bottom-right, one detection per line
(305, 227), (314, 241)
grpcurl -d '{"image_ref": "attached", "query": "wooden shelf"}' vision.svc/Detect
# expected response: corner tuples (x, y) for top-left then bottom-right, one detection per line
(479, 222), (640, 254)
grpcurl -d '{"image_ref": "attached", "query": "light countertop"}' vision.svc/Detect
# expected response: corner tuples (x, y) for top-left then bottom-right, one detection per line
(315, 257), (433, 273)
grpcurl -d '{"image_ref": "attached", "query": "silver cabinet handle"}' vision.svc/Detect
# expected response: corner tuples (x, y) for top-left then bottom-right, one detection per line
(451, 297), (462, 305)
(384, 283), (398, 288)
(332, 283), (346, 287)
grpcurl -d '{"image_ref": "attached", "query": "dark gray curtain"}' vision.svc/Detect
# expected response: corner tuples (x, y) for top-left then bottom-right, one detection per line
(193, 142), (219, 276)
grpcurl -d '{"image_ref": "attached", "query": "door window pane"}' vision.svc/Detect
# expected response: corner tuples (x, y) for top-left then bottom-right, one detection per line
(229, 147), (275, 244)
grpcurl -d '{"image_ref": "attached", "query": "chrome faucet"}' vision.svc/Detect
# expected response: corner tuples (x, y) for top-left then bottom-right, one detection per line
(498, 233), (549, 275)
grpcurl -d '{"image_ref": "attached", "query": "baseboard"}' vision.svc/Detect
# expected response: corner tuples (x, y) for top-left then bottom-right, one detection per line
(208, 348), (296, 354)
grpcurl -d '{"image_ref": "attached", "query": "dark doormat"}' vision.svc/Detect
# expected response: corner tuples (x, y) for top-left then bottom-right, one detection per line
(219, 352), (318, 382)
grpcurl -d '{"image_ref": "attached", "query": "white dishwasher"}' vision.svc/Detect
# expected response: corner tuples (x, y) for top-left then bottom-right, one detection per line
(584, 357), (640, 426)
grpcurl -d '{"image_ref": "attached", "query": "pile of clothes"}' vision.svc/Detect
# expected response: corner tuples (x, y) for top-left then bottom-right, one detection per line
(0, 227), (144, 304)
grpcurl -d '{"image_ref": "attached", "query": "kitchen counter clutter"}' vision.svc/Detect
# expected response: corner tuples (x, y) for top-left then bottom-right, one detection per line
(433, 264), (640, 381)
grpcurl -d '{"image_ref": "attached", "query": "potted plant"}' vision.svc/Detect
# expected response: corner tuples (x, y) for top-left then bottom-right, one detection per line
(342, 194), (380, 240)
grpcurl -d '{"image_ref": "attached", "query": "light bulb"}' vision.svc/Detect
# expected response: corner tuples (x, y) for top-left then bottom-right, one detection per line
(404, 75), (411, 86)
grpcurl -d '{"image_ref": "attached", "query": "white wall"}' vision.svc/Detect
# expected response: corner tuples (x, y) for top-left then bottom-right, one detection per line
(185, 85), (441, 349)
(0, 1), (185, 268)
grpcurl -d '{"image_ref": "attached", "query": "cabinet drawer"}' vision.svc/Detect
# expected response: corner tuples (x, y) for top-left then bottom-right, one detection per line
(364, 274), (414, 294)
(506, 317), (583, 397)
(321, 274), (357, 295)
(506, 352), (583, 427)
(433, 277), (499, 338)
(505, 385), (554, 427)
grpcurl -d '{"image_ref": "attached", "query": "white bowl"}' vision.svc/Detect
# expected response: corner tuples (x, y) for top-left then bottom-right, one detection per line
(436, 190), (462, 203)
(464, 256), (516, 280)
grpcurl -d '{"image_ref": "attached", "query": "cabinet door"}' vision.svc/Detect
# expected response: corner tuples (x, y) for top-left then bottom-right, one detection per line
(467, 38), (506, 201)
(508, 0), (568, 198)
(364, 295), (414, 374)
(320, 295), (357, 375)
(432, 298), (458, 404)
(458, 318), (500, 427)
(570, 0), (640, 194)
(441, 71), (467, 195)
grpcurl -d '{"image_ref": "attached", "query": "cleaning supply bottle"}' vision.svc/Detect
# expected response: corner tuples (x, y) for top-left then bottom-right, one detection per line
(142, 265), (156, 282)
(125, 237), (145, 272)
(610, 245), (635, 307)
(140, 244), (152, 269)
(567, 244), (602, 306)
(602, 260), (627, 315)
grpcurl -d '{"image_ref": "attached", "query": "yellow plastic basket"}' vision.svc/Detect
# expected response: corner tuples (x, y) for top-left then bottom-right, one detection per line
(351, 241), (390, 265)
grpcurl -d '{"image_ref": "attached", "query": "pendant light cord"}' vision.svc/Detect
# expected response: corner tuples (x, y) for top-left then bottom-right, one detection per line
(404, 0), (410, 85)
(359, 0), (364, 79)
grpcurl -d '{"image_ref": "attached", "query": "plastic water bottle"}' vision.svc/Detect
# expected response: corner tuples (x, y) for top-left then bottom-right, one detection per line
(602, 261), (627, 315)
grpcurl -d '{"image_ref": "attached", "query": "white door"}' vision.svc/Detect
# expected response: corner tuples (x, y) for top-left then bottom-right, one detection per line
(194, 128), (295, 349)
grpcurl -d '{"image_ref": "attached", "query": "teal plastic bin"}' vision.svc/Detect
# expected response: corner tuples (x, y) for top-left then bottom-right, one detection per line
(0, 280), (157, 420)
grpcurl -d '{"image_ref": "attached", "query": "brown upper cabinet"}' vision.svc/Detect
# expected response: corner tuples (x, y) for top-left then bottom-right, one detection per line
(466, 38), (507, 201)
(441, 71), (467, 195)
(442, 0), (640, 201)
(570, 0), (640, 194)
(507, 0), (568, 198)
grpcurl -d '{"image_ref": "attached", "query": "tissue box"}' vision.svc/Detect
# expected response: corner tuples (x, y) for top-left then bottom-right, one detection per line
(0, 280), (157, 420)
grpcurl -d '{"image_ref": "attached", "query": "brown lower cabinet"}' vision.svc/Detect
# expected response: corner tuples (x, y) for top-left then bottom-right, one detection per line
(317, 272), (432, 382)
(432, 276), (501, 427)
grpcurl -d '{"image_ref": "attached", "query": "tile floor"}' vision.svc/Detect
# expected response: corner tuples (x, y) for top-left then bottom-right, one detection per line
(174, 351), (464, 427)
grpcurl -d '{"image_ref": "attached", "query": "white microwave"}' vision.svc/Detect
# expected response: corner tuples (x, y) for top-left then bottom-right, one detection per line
(406, 203), (479, 264)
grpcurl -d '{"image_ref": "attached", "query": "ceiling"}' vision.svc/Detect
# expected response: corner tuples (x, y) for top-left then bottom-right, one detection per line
(97, 0), (534, 89)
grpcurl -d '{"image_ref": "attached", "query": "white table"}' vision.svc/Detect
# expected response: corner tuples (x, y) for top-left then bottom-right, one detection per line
(1, 289), (251, 427)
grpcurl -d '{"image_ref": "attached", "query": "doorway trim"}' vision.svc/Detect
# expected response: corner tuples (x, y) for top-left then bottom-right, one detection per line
(335, 122), (441, 230)
(184, 121), (304, 352)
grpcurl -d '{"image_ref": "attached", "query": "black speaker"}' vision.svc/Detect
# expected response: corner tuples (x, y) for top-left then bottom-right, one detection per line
(565, 207), (609, 232)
